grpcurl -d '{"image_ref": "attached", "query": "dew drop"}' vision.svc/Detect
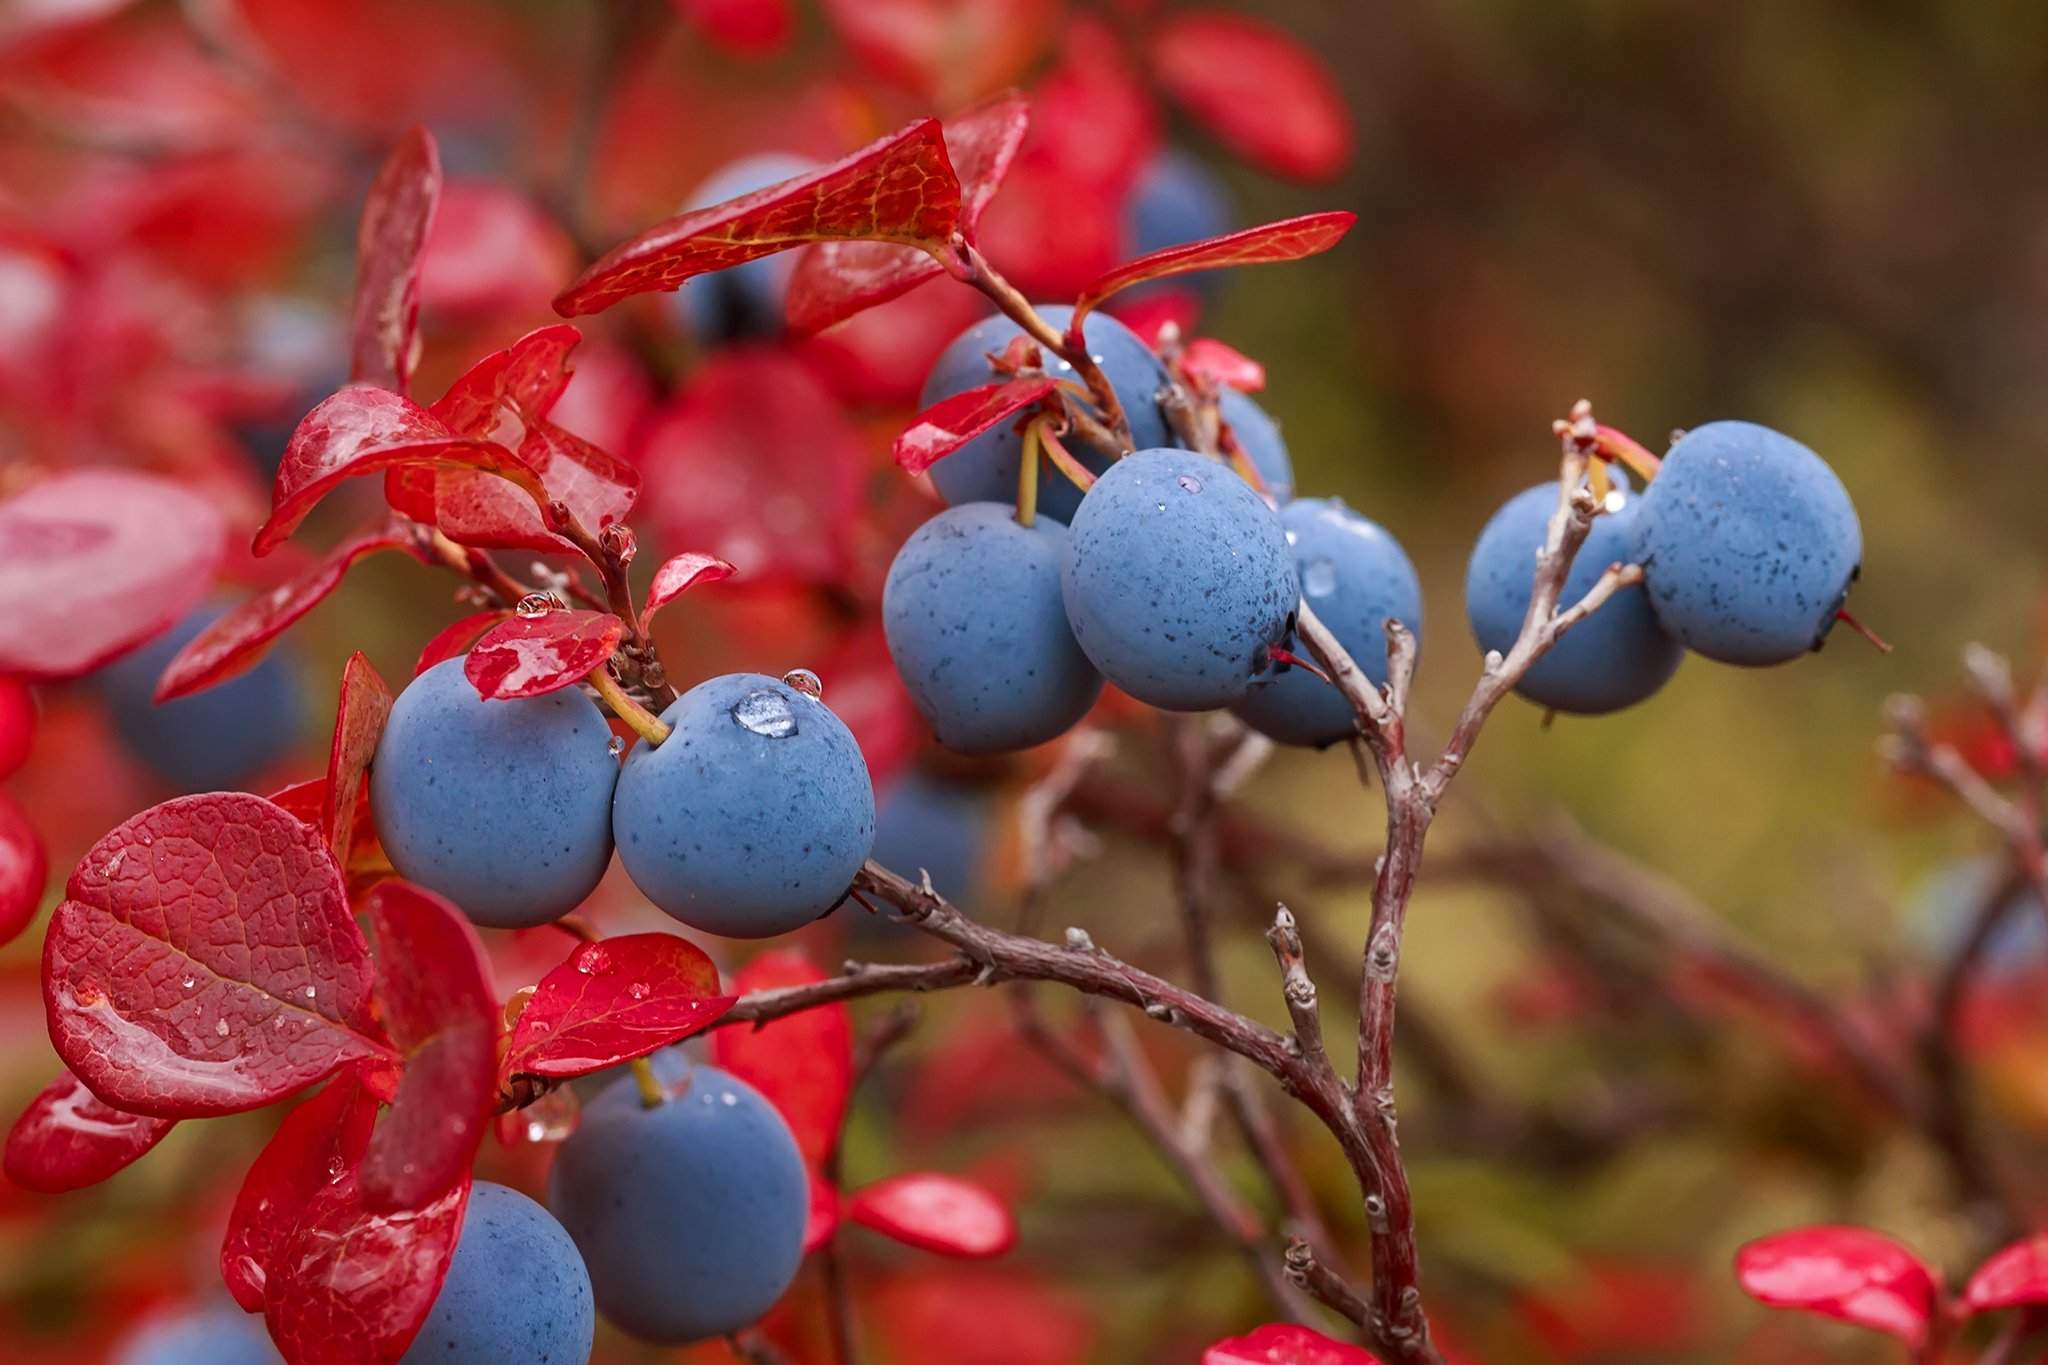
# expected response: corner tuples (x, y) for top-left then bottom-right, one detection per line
(576, 946), (612, 976)
(1302, 558), (1339, 598)
(732, 688), (798, 739)
(303, 986), (317, 1000)
(325, 1155), (347, 1183)
(1177, 473), (1204, 494)
(607, 734), (625, 757)
(1285, 529), (1300, 546)
(181, 976), (196, 990)
(720, 1091), (738, 1106)
(626, 980), (650, 1001)
(515, 592), (556, 619)
(215, 1019), (230, 1037)
(781, 667), (823, 699)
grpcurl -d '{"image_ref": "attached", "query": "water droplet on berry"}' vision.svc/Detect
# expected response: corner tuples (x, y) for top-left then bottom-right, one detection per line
(732, 689), (798, 738)
(1602, 488), (1628, 514)
(607, 734), (626, 757)
(781, 668), (822, 699)
(575, 945), (612, 975)
(1303, 558), (1339, 597)
(720, 1091), (738, 1106)
(515, 592), (555, 618)
(1177, 474), (1203, 494)
(1285, 529), (1300, 546)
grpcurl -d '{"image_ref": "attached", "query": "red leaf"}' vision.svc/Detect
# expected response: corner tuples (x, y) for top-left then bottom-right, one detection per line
(848, 1173), (1017, 1258)
(805, 1168), (843, 1253)
(358, 882), (497, 1211)
(1182, 337), (1266, 393)
(0, 470), (226, 681)
(0, 789), (46, 948)
(463, 609), (623, 701)
(1073, 213), (1357, 328)
(256, 386), (544, 555)
(1964, 1236), (2048, 1311)
(3, 1069), (175, 1193)
(154, 523), (417, 702)
(350, 127), (442, 393)
(644, 553), (738, 624)
(417, 182), (573, 320)
(677, 0), (794, 54)
(1204, 1324), (1382, 1365)
(427, 322), (582, 439)
(820, 0), (1054, 106)
(220, 1069), (379, 1312)
(267, 778), (326, 828)
(894, 377), (1056, 476)
(416, 611), (508, 675)
(42, 793), (391, 1118)
(555, 117), (962, 316)
(786, 90), (1029, 334)
(323, 653), (392, 867)
(1150, 12), (1353, 183)
(711, 950), (852, 1168)
(1734, 1226), (1939, 1347)
(503, 934), (733, 1081)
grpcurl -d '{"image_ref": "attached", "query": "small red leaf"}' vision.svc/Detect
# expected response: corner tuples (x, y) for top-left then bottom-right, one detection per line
(156, 524), (417, 703)
(643, 553), (738, 624)
(504, 934), (733, 1081)
(711, 950), (852, 1168)
(416, 611), (508, 675)
(323, 653), (392, 867)
(1203, 1324), (1382, 1364)
(805, 1168), (843, 1253)
(848, 1173), (1017, 1258)
(267, 778), (327, 828)
(1073, 213), (1357, 328)
(221, 1069), (379, 1312)
(463, 610), (623, 700)
(894, 377), (1055, 476)
(350, 127), (442, 393)
(3, 1069), (176, 1193)
(0, 789), (46, 948)
(42, 793), (391, 1119)
(1734, 1226), (1939, 1347)
(1964, 1236), (2048, 1311)
(358, 882), (497, 1212)
(555, 117), (962, 316)
(1181, 338), (1266, 393)
(256, 386), (544, 555)
(0, 470), (226, 681)
(427, 322), (582, 439)
(1151, 13), (1353, 183)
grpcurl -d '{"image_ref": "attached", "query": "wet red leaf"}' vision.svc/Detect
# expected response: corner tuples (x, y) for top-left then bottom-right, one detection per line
(0, 470), (226, 681)
(463, 610), (623, 701)
(350, 127), (442, 393)
(154, 523), (418, 702)
(848, 1173), (1016, 1258)
(711, 950), (852, 1168)
(415, 611), (507, 675)
(426, 323), (582, 439)
(1182, 337), (1266, 393)
(820, 0), (1054, 106)
(256, 385), (544, 555)
(504, 934), (733, 1081)
(1964, 1236), (2048, 1311)
(1073, 213), (1357, 327)
(1734, 1226), (1939, 1347)
(1150, 12), (1353, 183)
(806, 1168), (843, 1253)
(3, 1069), (175, 1193)
(357, 881), (496, 1211)
(894, 377), (1055, 476)
(644, 553), (738, 624)
(0, 790), (46, 948)
(42, 792), (391, 1118)
(1204, 1324), (1381, 1364)
(323, 653), (391, 867)
(555, 117), (962, 316)
(221, 1069), (380, 1312)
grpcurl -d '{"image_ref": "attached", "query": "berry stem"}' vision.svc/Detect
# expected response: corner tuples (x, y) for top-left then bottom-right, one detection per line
(628, 1056), (665, 1110)
(589, 665), (671, 745)
(1034, 419), (1098, 494)
(956, 239), (1135, 450)
(1016, 420), (1041, 528)
(1592, 423), (1663, 482)
(1835, 606), (1894, 653)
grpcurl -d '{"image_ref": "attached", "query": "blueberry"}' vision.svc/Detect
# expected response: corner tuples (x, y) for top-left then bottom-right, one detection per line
(670, 153), (820, 343)
(1219, 388), (1294, 503)
(1631, 421), (1862, 666)
(920, 305), (1173, 523)
(1233, 498), (1422, 745)
(1124, 149), (1233, 298)
(400, 1182), (593, 1365)
(612, 672), (875, 937)
(1061, 449), (1297, 712)
(869, 770), (992, 904)
(1465, 481), (1683, 714)
(883, 503), (1103, 753)
(548, 1062), (808, 1344)
(94, 605), (306, 793)
(112, 1301), (280, 1365)
(370, 658), (618, 929)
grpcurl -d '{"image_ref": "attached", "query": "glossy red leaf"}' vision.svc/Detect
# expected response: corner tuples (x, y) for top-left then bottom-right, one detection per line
(1182, 337), (1266, 393)
(415, 611), (507, 675)
(323, 653), (391, 867)
(350, 127), (442, 393)
(1073, 213), (1357, 329)
(0, 470), (226, 681)
(155, 523), (417, 702)
(711, 950), (852, 1168)
(555, 117), (961, 316)
(1204, 1324), (1381, 1364)
(256, 386), (544, 555)
(1734, 1226), (1939, 1347)
(1964, 1236), (2048, 1311)
(1151, 13), (1353, 183)
(358, 882), (497, 1212)
(786, 90), (1029, 335)
(3, 1069), (175, 1193)
(0, 789), (46, 948)
(504, 934), (733, 1081)
(848, 1173), (1017, 1258)
(805, 1168), (843, 1253)
(42, 793), (391, 1119)
(266, 779), (326, 828)
(464, 610), (623, 701)
(220, 1069), (379, 1312)
(894, 377), (1055, 475)
(426, 322), (582, 439)
(644, 553), (739, 624)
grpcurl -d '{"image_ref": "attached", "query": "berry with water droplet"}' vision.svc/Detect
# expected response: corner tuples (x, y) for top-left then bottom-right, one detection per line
(780, 667), (822, 699)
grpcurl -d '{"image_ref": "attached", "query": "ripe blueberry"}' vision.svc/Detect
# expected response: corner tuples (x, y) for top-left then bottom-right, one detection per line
(400, 1182), (593, 1365)
(1220, 388), (1294, 503)
(112, 1301), (279, 1365)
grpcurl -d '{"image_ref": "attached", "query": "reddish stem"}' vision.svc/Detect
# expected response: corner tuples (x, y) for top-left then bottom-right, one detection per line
(1835, 606), (1894, 654)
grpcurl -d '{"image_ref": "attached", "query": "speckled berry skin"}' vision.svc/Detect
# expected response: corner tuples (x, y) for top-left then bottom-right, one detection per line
(920, 305), (1172, 523)
(1631, 420), (1862, 666)
(612, 673), (875, 938)
(883, 503), (1103, 753)
(1219, 389), (1294, 503)
(1061, 449), (1297, 712)
(370, 658), (617, 929)
(95, 606), (304, 793)
(1233, 499), (1422, 745)
(113, 1302), (280, 1365)
(1466, 482), (1684, 714)
(548, 1063), (808, 1345)
(671, 154), (819, 343)
(400, 1182), (593, 1365)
